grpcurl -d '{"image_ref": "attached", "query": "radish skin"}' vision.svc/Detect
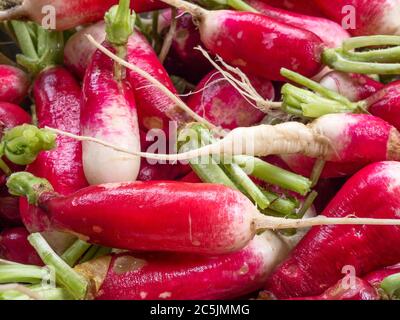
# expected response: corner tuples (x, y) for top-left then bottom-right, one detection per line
(314, 0), (400, 36)
(265, 161), (400, 298)
(320, 71), (384, 102)
(364, 263), (400, 288)
(259, 0), (324, 17)
(247, 0), (350, 48)
(0, 0), (167, 30)
(0, 227), (43, 266)
(186, 71), (274, 129)
(0, 194), (21, 227)
(159, 0), (324, 81)
(64, 21), (106, 80)
(76, 233), (288, 300)
(0, 65), (29, 104)
(82, 42), (140, 184)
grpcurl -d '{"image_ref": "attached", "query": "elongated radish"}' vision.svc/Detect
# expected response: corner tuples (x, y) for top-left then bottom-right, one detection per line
(0, 102), (31, 134)
(0, 65), (29, 104)
(159, 10), (213, 83)
(75, 233), (288, 300)
(281, 277), (379, 300)
(364, 263), (400, 289)
(258, 0), (324, 17)
(126, 31), (192, 131)
(246, 0), (350, 48)
(0, 0), (167, 30)
(64, 21), (106, 80)
(320, 71), (384, 101)
(180, 171), (202, 183)
(186, 71), (274, 129)
(82, 2), (140, 184)
(8, 173), (400, 256)
(265, 161), (400, 298)
(158, 0), (324, 81)
(0, 227), (42, 265)
(314, 0), (400, 36)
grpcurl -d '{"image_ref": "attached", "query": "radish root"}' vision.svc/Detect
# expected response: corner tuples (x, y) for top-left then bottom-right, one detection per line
(0, 283), (41, 300)
(256, 215), (400, 230)
(86, 34), (217, 131)
(46, 120), (331, 162)
(195, 46), (282, 113)
(158, 8), (177, 63)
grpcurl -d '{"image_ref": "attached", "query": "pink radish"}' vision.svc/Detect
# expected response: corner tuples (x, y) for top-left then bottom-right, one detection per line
(265, 161), (400, 298)
(364, 263), (400, 289)
(0, 193), (21, 227)
(320, 71), (384, 101)
(8, 174), (400, 256)
(186, 70), (274, 129)
(64, 21), (106, 80)
(246, 0), (350, 48)
(0, 227), (43, 265)
(75, 233), (288, 300)
(314, 0), (400, 36)
(158, 0), (325, 81)
(258, 0), (325, 17)
(0, 0), (168, 30)
(0, 65), (29, 104)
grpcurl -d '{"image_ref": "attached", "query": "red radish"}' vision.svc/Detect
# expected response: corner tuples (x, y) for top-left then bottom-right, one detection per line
(0, 0), (167, 30)
(247, 0), (350, 48)
(186, 71), (274, 130)
(282, 277), (379, 300)
(64, 21), (106, 80)
(75, 233), (288, 300)
(265, 161), (400, 298)
(0, 102), (31, 133)
(280, 113), (400, 178)
(0, 65), (29, 104)
(180, 171), (202, 183)
(313, 177), (347, 213)
(126, 32), (191, 132)
(314, 0), (400, 36)
(0, 194), (21, 227)
(158, 0), (325, 81)
(0, 227), (43, 265)
(82, 41), (140, 184)
(8, 174), (400, 256)
(364, 263), (400, 288)
(138, 161), (190, 181)
(159, 11), (213, 83)
(259, 0), (325, 17)
(19, 67), (88, 234)
(320, 71), (384, 101)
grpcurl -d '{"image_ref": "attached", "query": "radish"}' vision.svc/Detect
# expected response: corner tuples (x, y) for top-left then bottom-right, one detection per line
(81, 1), (140, 184)
(0, 65), (29, 104)
(314, 0), (400, 36)
(280, 277), (380, 300)
(265, 161), (400, 298)
(76, 233), (288, 300)
(0, 102), (31, 134)
(0, 227), (42, 266)
(64, 21), (106, 80)
(186, 70), (274, 129)
(138, 161), (190, 181)
(180, 171), (202, 183)
(0, 193), (21, 227)
(0, 0), (167, 30)
(8, 173), (400, 256)
(159, 10), (213, 83)
(244, 0), (350, 48)
(157, 0), (325, 81)
(364, 263), (400, 289)
(320, 71), (384, 101)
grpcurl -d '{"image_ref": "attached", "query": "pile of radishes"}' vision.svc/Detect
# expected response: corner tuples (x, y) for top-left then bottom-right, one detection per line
(0, 0), (400, 300)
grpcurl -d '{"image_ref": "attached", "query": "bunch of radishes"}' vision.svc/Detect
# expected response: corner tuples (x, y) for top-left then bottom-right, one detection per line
(0, 0), (400, 301)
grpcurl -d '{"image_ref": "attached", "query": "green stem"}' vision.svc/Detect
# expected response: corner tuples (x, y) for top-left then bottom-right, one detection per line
(93, 247), (113, 259)
(79, 245), (101, 264)
(28, 233), (88, 300)
(297, 191), (318, 218)
(381, 273), (400, 299)
(0, 284), (73, 300)
(342, 35), (400, 51)
(0, 265), (44, 284)
(0, 158), (12, 176)
(234, 155), (312, 196)
(10, 20), (38, 61)
(226, 0), (258, 12)
(310, 159), (326, 188)
(61, 240), (91, 267)
(323, 48), (400, 75)
(341, 46), (400, 63)
(261, 189), (299, 216)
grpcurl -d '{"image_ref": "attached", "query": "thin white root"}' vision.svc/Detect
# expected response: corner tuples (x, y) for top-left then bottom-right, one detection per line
(159, 8), (177, 64)
(46, 120), (330, 162)
(255, 215), (400, 230)
(86, 35), (217, 131)
(195, 46), (282, 113)
(0, 284), (41, 300)
(158, 0), (206, 18)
